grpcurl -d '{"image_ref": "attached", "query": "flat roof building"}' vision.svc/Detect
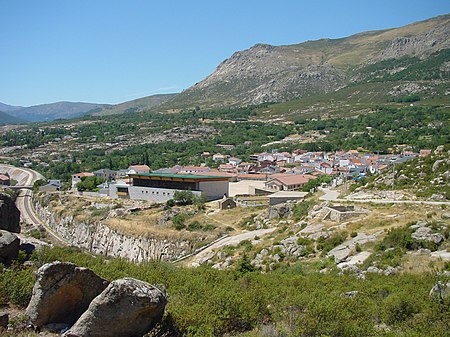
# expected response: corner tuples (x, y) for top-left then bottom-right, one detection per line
(110, 173), (230, 203)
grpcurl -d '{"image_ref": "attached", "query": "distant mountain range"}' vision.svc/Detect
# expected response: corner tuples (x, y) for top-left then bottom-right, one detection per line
(1, 14), (449, 124)
(0, 94), (176, 123)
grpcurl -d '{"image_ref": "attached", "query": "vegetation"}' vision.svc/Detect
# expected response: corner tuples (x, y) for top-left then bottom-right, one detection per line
(76, 176), (105, 192)
(0, 246), (449, 336)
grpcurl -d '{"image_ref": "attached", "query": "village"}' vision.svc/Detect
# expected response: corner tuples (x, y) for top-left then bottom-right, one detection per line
(21, 147), (432, 207)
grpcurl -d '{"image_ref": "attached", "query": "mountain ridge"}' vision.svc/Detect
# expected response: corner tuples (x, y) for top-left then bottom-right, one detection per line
(161, 14), (450, 110)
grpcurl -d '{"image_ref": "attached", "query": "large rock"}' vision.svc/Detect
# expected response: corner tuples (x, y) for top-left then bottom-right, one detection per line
(429, 281), (450, 302)
(0, 229), (20, 262)
(64, 278), (167, 337)
(0, 193), (21, 233)
(26, 261), (109, 328)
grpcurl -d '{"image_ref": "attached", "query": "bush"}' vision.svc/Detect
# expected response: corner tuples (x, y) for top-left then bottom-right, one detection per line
(317, 232), (346, 254)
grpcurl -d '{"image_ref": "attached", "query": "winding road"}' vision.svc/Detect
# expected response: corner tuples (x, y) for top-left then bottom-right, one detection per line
(0, 164), (69, 245)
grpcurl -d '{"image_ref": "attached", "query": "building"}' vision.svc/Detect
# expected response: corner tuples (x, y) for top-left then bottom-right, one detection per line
(71, 172), (94, 189)
(0, 174), (10, 186)
(127, 164), (150, 174)
(110, 173), (230, 203)
(93, 168), (117, 181)
(265, 174), (316, 191)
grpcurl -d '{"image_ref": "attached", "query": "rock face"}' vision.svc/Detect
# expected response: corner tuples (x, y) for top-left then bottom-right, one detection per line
(162, 15), (450, 109)
(0, 193), (21, 233)
(34, 200), (192, 262)
(26, 262), (109, 328)
(0, 229), (20, 262)
(64, 278), (167, 337)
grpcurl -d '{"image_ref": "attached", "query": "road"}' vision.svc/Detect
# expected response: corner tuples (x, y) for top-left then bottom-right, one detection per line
(319, 187), (450, 206)
(189, 227), (276, 266)
(0, 164), (69, 245)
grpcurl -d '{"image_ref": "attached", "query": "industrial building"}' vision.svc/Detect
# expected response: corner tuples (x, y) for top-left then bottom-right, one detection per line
(109, 173), (229, 202)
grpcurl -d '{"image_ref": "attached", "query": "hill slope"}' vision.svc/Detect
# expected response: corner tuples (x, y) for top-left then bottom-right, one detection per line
(92, 93), (176, 116)
(0, 110), (24, 125)
(0, 102), (23, 113)
(7, 102), (108, 122)
(162, 14), (450, 110)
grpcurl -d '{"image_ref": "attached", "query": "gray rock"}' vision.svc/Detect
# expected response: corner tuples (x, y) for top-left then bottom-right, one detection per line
(441, 212), (450, 220)
(366, 266), (383, 274)
(64, 278), (167, 337)
(0, 312), (8, 329)
(0, 193), (20, 233)
(412, 227), (444, 244)
(429, 282), (450, 302)
(432, 159), (445, 172)
(384, 266), (399, 276)
(0, 229), (20, 262)
(341, 291), (359, 298)
(26, 261), (109, 328)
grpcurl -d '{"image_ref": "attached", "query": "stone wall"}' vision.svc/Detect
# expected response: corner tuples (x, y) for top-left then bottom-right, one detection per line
(33, 197), (193, 263)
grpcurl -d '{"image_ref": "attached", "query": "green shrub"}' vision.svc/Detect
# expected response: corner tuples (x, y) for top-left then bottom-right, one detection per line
(317, 232), (346, 254)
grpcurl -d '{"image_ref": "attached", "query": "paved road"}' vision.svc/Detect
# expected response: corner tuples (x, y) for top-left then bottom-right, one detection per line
(0, 164), (69, 245)
(189, 227), (276, 266)
(319, 187), (450, 206)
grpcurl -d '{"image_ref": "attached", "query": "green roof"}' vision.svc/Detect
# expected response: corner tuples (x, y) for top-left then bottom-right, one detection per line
(128, 172), (229, 180)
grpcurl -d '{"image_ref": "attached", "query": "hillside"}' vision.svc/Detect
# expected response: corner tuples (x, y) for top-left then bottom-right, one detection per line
(92, 93), (176, 116)
(0, 110), (24, 125)
(7, 101), (109, 122)
(161, 14), (450, 110)
(0, 102), (23, 113)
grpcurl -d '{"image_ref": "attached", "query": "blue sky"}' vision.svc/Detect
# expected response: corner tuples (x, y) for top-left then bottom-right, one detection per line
(1, 1), (449, 107)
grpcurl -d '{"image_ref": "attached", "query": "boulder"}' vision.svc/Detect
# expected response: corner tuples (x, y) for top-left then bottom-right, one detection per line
(0, 193), (20, 233)
(0, 312), (9, 329)
(26, 261), (109, 328)
(64, 278), (167, 337)
(429, 281), (450, 302)
(0, 230), (20, 262)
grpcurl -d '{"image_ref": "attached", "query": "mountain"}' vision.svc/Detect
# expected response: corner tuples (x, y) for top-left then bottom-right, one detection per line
(92, 93), (176, 116)
(0, 110), (25, 125)
(7, 102), (109, 122)
(161, 14), (450, 110)
(0, 102), (23, 113)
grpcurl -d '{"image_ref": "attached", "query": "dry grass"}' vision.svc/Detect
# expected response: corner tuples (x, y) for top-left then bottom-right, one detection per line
(402, 253), (448, 275)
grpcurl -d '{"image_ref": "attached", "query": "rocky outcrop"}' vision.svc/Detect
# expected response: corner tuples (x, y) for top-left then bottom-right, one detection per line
(429, 281), (450, 302)
(0, 229), (20, 263)
(26, 262), (109, 328)
(33, 199), (192, 262)
(328, 232), (381, 263)
(64, 278), (167, 337)
(0, 193), (20, 233)
(0, 312), (8, 329)
(161, 15), (449, 110)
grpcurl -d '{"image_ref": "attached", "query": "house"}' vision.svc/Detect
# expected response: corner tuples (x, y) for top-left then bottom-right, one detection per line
(93, 168), (117, 181)
(218, 163), (235, 172)
(39, 180), (62, 192)
(213, 153), (228, 162)
(219, 197), (237, 210)
(127, 164), (150, 174)
(228, 157), (242, 166)
(0, 174), (10, 186)
(317, 162), (333, 174)
(71, 172), (94, 189)
(265, 174), (316, 191)
(419, 149), (432, 157)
